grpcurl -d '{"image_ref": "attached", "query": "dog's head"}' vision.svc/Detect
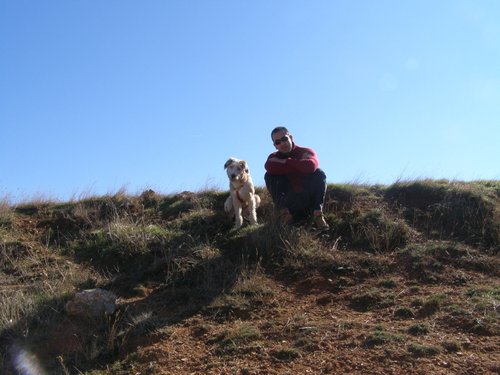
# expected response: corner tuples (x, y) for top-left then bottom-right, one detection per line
(224, 157), (249, 182)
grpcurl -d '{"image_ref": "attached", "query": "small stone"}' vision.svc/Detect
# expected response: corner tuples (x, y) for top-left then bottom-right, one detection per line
(65, 288), (116, 318)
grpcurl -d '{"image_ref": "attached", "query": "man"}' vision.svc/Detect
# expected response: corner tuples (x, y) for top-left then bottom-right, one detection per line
(264, 126), (329, 229)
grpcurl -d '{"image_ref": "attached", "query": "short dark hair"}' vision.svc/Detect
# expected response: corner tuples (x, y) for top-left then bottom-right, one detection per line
(271, 126), (289, 139)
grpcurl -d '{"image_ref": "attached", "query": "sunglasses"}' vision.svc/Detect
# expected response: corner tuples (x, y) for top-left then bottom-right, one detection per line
(273, 135), (290, 146)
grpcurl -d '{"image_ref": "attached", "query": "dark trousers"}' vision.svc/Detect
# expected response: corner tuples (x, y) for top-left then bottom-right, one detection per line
(265, 169), (327, 219)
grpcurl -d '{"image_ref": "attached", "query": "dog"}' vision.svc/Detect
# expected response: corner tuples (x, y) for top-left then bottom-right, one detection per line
(224, 157), (261, 229)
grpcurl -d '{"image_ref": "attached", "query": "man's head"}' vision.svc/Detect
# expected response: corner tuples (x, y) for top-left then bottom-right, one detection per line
(271, 126), (293, 154)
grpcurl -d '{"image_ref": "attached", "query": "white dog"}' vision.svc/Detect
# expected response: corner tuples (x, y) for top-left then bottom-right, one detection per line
(224, 157), (261, 229)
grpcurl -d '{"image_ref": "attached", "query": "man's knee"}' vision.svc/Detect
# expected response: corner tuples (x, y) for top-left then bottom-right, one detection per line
(264, 172), (273, 186)
(265, 173), (289, 204)
(265, 173), (290, 189)
(307, 168), (327, 189)
(265, 173), (278, 191)
(313, 168), (327, 182)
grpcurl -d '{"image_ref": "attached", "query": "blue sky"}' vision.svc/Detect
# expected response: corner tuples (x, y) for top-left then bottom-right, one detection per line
(1, 1), (499, 202)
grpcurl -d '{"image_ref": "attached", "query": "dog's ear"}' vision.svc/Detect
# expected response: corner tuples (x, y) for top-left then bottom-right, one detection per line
(240, 160), (249, 173)
(224, 157), (240, 169)
(224, 158), (234, 169)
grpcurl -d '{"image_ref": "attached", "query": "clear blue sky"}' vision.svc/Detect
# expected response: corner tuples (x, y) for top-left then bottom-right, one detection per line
(1, 1), (499, 202)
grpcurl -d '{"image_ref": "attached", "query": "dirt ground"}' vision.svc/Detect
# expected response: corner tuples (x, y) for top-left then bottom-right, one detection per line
(109, 265), (499, 375)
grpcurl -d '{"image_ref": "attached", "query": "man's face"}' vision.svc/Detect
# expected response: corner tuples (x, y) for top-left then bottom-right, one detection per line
(272, 130), (293, 154)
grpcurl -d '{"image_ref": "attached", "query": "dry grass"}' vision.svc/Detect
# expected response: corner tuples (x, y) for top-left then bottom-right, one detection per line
(0, 195), (10, 215)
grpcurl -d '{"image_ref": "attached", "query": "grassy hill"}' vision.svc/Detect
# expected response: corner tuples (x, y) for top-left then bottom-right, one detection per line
(1, 180), (499, 374)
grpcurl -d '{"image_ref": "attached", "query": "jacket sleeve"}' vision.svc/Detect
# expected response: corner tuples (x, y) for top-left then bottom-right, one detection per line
(287, 148), (318, 173)
(264, 148), (319, 175)
(265, 154), (290, 175)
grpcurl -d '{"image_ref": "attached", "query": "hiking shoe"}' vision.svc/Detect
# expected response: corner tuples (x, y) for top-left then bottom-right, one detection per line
(313, 213), (329, 230)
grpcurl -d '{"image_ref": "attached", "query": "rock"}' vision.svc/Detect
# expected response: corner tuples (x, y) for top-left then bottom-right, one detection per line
(65, 288), (116, 318)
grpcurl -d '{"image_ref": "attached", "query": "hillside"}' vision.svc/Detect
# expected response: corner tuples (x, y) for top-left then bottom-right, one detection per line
(1, 180), (499, 374)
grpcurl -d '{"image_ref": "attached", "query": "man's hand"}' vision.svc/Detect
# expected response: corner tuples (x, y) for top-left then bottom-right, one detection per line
(268, 157), (287, 164)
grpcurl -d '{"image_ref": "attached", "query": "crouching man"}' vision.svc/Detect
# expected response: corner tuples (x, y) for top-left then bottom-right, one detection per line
(264, 126), (329, 229)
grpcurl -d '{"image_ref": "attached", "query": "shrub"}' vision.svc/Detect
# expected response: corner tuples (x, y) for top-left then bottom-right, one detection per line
(442, 340), (461, 352)
(335, 209), (410, 252)
(419, 294), (447, 317)
(70, 220), (182, 269)
(211, 323), (261, 355)
(396, 244), (445, 282)
(394, 307), (414, 319)
(385, 180), (500, 247)
(407, 324), (429, 336)
(350, 288), (395, 312)
(378, 279), (397, 289)
(363, 329), (403, 347)
(272, 347), (301, 361)
(408, 343), (440, 357)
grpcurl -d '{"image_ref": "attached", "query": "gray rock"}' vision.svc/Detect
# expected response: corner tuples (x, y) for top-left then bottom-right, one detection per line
(65, 288), (116, 317)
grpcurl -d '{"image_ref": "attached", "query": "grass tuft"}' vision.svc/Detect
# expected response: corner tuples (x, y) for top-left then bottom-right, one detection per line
(363, 328), (403, 348)
(408, 342), (440, 357)
(211, 322), (261, 355)
(407, 324), (429, 336)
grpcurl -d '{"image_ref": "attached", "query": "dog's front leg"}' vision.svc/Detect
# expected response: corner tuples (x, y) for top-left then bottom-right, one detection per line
(234, 202), (244, 229)
(224, 196), (233, 213)
(248, 196), (258, 225)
